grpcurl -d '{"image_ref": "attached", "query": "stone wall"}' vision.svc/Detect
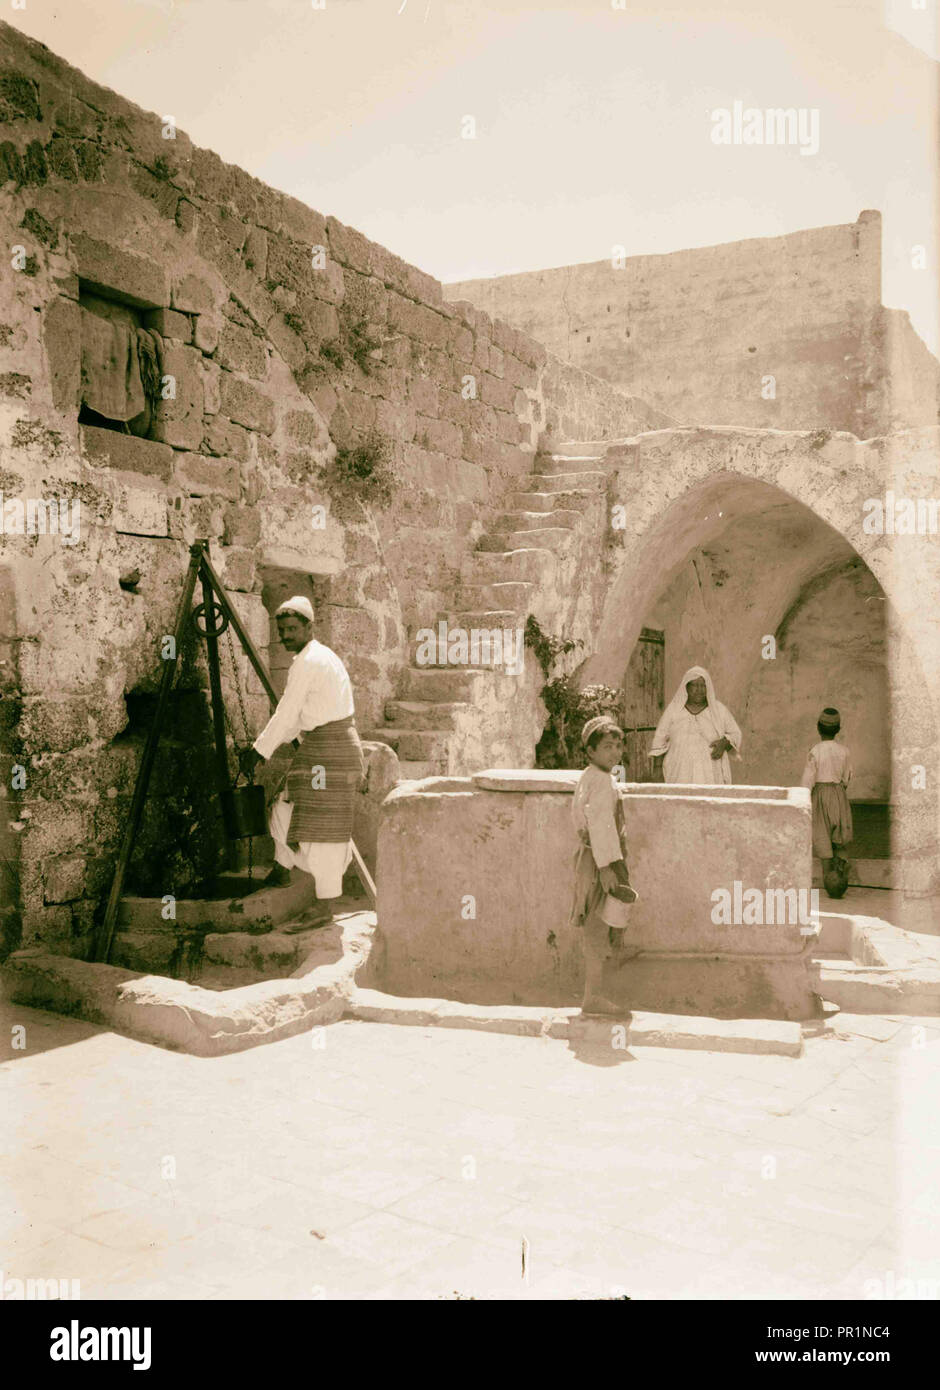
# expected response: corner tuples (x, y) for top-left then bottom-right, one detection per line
(0, 20), (659, 959)
(448, 213), (940, 439)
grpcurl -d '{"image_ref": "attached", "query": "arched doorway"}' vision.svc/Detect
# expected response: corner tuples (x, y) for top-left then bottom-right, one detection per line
(583, 463), (937, 895)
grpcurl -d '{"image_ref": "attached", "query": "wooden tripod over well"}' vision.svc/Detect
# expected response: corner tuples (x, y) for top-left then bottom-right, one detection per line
(94, 539), (376, 964)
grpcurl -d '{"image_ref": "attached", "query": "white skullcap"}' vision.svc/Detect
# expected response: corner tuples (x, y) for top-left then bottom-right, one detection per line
(275, 595), (315, 623)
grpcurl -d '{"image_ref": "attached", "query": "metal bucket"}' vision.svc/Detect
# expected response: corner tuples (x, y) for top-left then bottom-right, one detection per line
(221, 782), (268, 839)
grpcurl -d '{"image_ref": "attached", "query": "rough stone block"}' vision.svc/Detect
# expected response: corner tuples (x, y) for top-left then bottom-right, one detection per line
(265, 315), (305, 373)
(43, 853), (85, 904)
(401, 262), (443, 307)
(171, 272), (219, 315)
(101, 476), (168, 536)
(151, 341), (204, 450)
(329, 607), (381, 656)
(193, 311), (221, 353)
(450, 325), (473, 360)
(409, 374), (438, 416)
(143, 307), (192, 342)
(336, 387), (376, 433)
(284, 409), (328, 449)
(173, 452), (240, 500)
(168, 493), (225, 544)
(203, 415), (250, 460)
(479, 372), (517, 413)
(266, 194), (328, 249)
(343, 271), (388, 325)
(214, 545), (256, 593)
(494, 409), (527, 445)
(72, 234), (167, 308)
(387, 294), (449, 349)
(216, 322), (267, 379)
(243, 224), (268, 278)
(81, 426), (174, 480)
(42, 295), (80, 413)
(503, 353), (538, 390)
(307, 256), (345, 306)
(219, 374), (274, 434)
(222, 503), (261, 547)
(437, 390), (471, 428)
(491, 318), (518, 354)
(374, 396), (416, 443)
(416, 414), (462, 456)
(200, 356), (221, 415)
(326, 216), (374, 275)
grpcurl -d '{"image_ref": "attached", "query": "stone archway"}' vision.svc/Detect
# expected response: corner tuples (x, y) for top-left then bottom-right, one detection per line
(581, 427), (940, 894)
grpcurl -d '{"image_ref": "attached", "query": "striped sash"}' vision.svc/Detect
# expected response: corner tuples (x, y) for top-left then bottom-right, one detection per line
(284, 715), (364, 844)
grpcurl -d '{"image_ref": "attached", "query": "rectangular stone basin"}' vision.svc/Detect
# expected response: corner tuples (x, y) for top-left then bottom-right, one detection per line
(372, 769), (820, 1020)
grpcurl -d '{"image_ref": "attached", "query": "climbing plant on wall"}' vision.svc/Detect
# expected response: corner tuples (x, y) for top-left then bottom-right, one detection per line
(524, 616), (621, 768)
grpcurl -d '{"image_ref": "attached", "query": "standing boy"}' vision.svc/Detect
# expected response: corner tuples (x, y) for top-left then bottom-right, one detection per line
(801, 706), (853, 898)
(570, 715), (638, 1015)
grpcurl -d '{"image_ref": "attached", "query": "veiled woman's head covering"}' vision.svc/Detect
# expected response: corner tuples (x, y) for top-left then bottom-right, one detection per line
(660, 666), (723, 739)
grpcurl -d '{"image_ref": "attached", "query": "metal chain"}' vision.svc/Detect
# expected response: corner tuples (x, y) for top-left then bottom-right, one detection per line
(225, 626), (253, 746)
(223, 625), (256, 882)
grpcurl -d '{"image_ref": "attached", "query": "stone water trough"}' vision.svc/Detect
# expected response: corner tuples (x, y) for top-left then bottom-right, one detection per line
(5, 769), (936, 1057)
(366, 771), (823, 1021)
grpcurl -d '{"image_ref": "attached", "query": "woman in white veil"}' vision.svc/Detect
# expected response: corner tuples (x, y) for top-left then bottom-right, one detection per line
(649, 665), (742, 784)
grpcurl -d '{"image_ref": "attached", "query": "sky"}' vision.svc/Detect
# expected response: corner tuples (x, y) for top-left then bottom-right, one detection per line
(8, 0), (939, 351)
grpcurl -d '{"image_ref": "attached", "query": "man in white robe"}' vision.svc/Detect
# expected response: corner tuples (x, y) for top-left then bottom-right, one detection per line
(240, 597), (362, 927)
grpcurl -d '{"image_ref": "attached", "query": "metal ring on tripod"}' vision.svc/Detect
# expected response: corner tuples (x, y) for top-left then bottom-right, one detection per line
(191, 600), (230, 637)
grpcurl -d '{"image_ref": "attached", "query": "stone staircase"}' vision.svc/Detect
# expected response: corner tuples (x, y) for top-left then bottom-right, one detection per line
(365, 439), (624, 776)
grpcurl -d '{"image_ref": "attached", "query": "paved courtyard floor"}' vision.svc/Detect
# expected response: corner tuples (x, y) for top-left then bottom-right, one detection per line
(2, 997), (939, 1301)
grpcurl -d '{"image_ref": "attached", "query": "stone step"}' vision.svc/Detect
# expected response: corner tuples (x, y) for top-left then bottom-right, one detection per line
(399, 667), (488, 701)
(534, 454), (606, 474)
(383, 699), (468, 730)
(396, 759), (438, 780)
(457, 580), (533, 609)
(464, 548), (556, 583)
(476, 527), (575, 554)
(450, 608), (520, 627)
(543, 438), (630, 457)
(505, 527), (575, 552)
(506, 490), (595, 512)
(494, 509), (583, 531)
(201, 931), (310, 972)
(527, 471), (606, 491)
(366, 727), (452, 760)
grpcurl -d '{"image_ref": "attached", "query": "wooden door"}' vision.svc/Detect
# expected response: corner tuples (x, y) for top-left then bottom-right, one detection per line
(619, 628), (664, 781)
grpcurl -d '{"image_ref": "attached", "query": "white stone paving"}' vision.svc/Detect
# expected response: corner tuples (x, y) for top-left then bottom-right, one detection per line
(1, 998), (939, 1300)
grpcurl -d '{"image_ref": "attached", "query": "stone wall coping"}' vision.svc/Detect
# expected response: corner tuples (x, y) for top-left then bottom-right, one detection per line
(469, 769), (809, 806)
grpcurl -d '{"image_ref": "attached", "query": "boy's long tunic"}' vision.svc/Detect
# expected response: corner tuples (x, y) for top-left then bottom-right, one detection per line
(801, 739), (853, 859)
(252, 638), (363, 896)
(570, 763), (629, 928)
